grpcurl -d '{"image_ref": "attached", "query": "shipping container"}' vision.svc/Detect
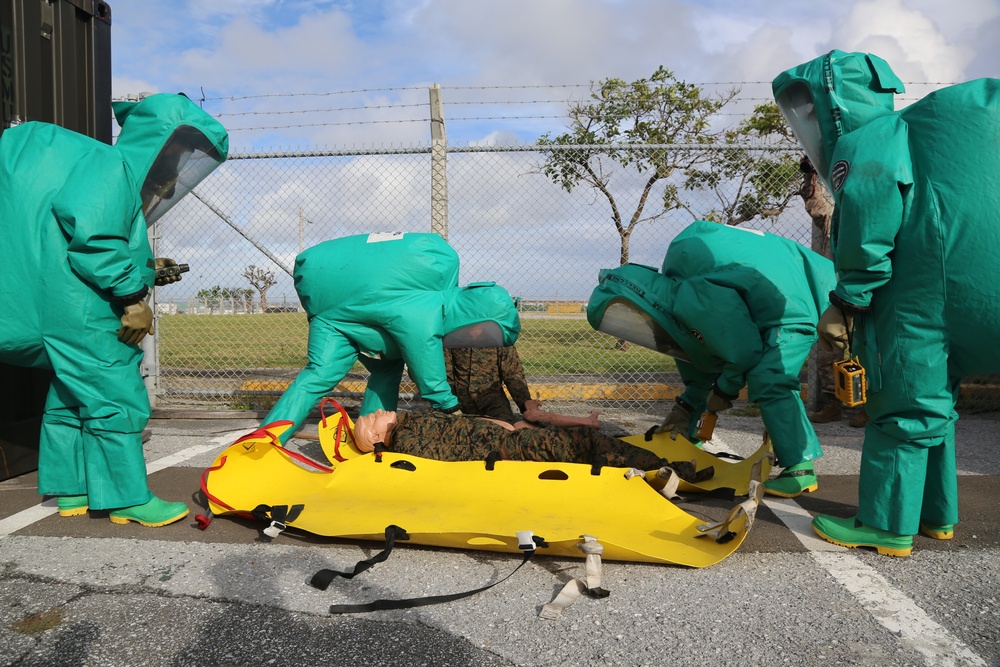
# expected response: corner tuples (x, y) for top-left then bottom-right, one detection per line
(0, 0), (112, 480)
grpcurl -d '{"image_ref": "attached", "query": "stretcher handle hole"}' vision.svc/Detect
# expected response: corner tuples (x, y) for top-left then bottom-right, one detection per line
(538, 470), (569, 481)
(390, 460), (417, 472)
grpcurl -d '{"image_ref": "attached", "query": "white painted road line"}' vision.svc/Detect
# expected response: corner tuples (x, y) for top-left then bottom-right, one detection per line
(0, 430), (241, 539)
(145, 441), (227, 474)
(764, 496), (987, 667)
(764, 495), (844, 551)
(0, 498), (58, 537)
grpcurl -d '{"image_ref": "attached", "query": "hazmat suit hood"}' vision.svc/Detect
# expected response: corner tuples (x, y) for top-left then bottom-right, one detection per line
(112, 93), (229, 226)
(586, 264), (691, 361)
(442, 282), (521, 348)
(772, 50), (903, 189)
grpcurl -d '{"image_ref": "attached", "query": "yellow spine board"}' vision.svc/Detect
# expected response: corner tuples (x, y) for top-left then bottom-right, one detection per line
(203, 425), (766, 567)
(622, 431), (774, 496)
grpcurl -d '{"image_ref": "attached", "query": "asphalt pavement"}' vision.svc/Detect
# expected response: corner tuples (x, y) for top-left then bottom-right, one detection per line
(1, 406), (999, 667)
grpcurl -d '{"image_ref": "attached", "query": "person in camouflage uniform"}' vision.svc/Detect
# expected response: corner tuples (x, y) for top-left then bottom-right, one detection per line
(799, 156), (843, 424)
(352, 409), (710, 481)
(444, 346), (532, 422)
(445, 345), (601, 428)
(799, 157), (871, 429)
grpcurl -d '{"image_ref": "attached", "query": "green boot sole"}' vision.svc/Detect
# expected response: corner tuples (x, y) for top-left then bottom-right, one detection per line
(56, 494), (89, 517)
(919, 522), (954, 540)
(109, 496), (189, 528)
(763, 467), (817, 498)
(812, 514), (913, 557)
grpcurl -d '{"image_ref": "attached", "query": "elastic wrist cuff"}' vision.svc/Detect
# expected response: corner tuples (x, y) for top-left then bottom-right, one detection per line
(675, 396), (694, 412)
(440, 404), (462, 414)
(829, 291), (870, 315)
(111, 285), (149, 305)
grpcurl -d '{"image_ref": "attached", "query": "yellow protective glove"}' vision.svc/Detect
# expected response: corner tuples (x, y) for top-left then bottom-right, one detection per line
(817, 304), (853, 351)
(154, 257), (182, 286)
(119, 301), (154, 345)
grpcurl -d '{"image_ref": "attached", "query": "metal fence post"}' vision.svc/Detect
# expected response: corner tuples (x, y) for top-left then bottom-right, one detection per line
(429, 83), (448, 239)
(143, 219), (160, 408)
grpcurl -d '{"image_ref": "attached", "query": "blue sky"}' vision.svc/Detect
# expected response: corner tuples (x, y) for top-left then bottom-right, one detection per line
(109, 0), (1000, 150)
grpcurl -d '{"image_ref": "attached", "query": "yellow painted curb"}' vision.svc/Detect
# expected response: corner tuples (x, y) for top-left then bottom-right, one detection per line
(239, 380), (779, 402)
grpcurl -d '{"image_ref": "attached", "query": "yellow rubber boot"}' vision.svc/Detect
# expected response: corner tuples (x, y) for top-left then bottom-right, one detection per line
(56, 495), (89, 517)
(109, 496), (189, 527)
(763, 462), (818, 498)
(812, 514), (913, 557)
(919, 522), (955, 540)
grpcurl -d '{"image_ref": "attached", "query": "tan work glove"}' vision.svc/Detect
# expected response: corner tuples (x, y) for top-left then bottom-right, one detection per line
(650, 399), (693, 440)
(706, 389), (734, 413)
(817, 304), (853, 351)
(119, 301), (154, 345)
(154, 257), (182, 286)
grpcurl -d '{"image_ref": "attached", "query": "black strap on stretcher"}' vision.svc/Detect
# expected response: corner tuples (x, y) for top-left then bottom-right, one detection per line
(309, 524), (548, 614)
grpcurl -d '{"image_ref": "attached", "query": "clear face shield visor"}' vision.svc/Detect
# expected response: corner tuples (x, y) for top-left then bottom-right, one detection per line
(442, 321), (505, 348)
(596, 299), (689, 361)
(776, 82), (831, 187)
(141, 125), (225, 226)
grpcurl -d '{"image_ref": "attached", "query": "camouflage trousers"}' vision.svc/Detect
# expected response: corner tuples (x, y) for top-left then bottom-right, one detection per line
(389, 410), (663, 470)
(816, 343), (841, 398)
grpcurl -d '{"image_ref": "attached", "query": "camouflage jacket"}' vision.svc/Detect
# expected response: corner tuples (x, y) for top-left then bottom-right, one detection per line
(444, 346), (533, 421)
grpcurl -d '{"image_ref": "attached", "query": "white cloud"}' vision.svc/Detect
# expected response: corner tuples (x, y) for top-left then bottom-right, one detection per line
(108, 0), (996, 150)
(827, 0), (975, 84)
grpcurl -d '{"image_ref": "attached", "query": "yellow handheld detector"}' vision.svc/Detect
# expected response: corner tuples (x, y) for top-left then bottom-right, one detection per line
(695, 412), (718, 442)
(833, 357), (867, 407)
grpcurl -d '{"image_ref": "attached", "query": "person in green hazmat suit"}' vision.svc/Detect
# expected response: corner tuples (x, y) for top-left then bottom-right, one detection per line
(773, 51), (1000, 556)
(587, 220), (835, 497)
(0, 94), (229, 527)
(261, 232), (521, 444)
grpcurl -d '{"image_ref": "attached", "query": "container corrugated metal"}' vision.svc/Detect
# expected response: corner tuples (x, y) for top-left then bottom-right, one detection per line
(0, 0), (112, 481)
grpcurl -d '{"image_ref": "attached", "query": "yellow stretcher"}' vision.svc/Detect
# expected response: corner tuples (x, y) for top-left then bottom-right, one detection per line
(622, 430), (773, 497)
(198, 408), (772, 568)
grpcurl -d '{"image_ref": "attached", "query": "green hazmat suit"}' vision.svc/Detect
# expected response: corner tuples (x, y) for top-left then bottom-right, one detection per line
(262, 232), (521, 443)
(0, 94), (228, 509)
(773, 50), (1000, 535)
(587, 221), (835, 468)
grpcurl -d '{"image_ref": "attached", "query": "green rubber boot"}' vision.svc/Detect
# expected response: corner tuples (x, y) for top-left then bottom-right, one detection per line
(763, 462), (818, 498)
(919, 522), (955, 540)
(56, 495), (89, 517)
(109, 496), (189, 528)
(812, 514), (913, 557)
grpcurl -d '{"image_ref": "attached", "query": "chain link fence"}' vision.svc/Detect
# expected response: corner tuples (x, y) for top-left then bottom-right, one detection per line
(146, 143), (999, 415)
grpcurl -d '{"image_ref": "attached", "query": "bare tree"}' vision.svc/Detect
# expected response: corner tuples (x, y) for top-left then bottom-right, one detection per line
(243, 265), (277, 313)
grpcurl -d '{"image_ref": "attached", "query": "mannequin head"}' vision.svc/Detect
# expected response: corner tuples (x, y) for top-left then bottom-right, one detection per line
(352, 409), (398, 452)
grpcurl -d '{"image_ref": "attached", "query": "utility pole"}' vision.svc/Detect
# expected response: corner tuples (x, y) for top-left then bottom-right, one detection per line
(298, 206), (315, 312)
(429, 83), (448, 239)
(298, 206), (314, 254)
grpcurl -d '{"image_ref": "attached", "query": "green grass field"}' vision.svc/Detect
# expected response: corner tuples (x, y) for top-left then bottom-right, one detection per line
(155, 313), (1000, 414)
(157, 312), (676, 374)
